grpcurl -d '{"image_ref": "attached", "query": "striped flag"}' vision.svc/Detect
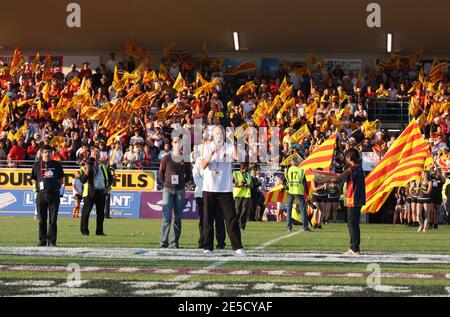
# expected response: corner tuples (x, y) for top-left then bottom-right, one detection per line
(428, 60), (448, 84)
(362, 120), (432, 213)
(264, 184), (287, 204)
(9, 47), (24, 76)
(300, 133), (337, 182)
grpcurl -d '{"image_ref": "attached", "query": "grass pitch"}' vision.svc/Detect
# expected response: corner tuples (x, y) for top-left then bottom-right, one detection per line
(0, 218), (449, 297)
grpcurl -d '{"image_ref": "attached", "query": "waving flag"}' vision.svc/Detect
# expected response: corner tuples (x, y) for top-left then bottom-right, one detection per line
(362, 120), (431, 213)
(229, 62), (257, 76)
(300, 133), (337, 182)
(9, 47), (24, 76)
(265, 184), (287, 204)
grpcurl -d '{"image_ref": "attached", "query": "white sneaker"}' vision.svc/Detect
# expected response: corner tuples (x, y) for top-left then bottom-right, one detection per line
(344, 249), (360, 256)
(235, 248), (246, 256)
(203, 250), (213, 256)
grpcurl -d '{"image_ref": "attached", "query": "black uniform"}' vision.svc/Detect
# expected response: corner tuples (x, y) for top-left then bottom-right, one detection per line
(31, 159), (65, 246)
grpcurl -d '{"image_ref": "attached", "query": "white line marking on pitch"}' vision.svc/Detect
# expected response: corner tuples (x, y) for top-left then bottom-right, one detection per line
(170, 230), (300, 283)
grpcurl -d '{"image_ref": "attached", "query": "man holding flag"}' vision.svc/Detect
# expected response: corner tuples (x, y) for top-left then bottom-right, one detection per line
(336, 148), (365, 255)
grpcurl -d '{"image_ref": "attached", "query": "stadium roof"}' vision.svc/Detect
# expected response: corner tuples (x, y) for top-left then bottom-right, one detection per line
(1, 0), (449, 54)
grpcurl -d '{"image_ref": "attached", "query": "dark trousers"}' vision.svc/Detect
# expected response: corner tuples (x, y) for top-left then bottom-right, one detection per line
(446, 199), (450, 224)
(104, 193), (111, 218)
(347, 206), (361, 252)
(203, 192), (243, 251)
(196, 197), (225, 248)
(36, 193), (60, 245)
(80, 190), (106, 235)
(249, 192), (265, 221)
(235, 197), (251, 229)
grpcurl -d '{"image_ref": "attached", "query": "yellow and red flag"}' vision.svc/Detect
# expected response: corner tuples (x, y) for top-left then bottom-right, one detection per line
(124, 39), (148, 62)
(32, 52), (41, 73)
(42, 55), (53, 81)
(276, 97), (295, 118)
(236, 81), (256, 96)
(9, 47), (25, 76)
(362, 120), (432, 213)
(279, 84), (293, 103)
(429, 59), (448, 84)
(300, 133), (337, 183)
(158, 63), (171, 82)
(163, 42), (177, 58)
(264, 184), (287, 204)
(229, 62), (257, 76)
(172, 73), (186, 93)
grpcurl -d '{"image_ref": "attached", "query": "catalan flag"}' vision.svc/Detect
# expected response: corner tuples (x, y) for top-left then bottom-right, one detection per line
(158, 63), (171, 82)
(267, 95), (281, 115)
(264, 184), (287, 204)
(300, 133), (337, 182)
(236, 81), (256, 96)
(279, 77), (288, 95)
(172, 73), (186, 93)
(279, 84), (293, 103)
(42, 55), (53, 81)
(276, 97), (295, 118)
(362, 120), (432, 213)
(229, 62), (257, 76)
(429, 59), (448, 84)
(280, 153), (303, 167)
(9, 47), (24, 76)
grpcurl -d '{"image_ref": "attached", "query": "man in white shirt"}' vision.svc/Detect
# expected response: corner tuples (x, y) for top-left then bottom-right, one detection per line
(106, 52), (119, 73)
(130, 130), (144, 145)
(108, 142), (123, 167)
(200, 126), (245, 255)
(240, 95), (255, 116)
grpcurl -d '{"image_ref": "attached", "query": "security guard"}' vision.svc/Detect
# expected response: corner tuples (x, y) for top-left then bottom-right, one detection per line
(31, 145), (65, 247)
(284, 157), (310, 232)
(80, 149), (113, 236)
(233, 162), (252, 230)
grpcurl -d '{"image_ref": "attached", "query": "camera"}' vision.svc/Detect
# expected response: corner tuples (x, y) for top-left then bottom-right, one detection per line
(87, 157), (96, 166)
(306, 199), (317, 210)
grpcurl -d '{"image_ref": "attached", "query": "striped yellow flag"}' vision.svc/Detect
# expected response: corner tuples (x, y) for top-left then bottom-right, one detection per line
(362, 120), (432, 213)
(300, 133), (337, 183)
(280, 152), (303, 166)
(264, 184), (287, 204)
(304, 101), (318, 124)
(276, 97), (295, 118)
(236, 81), (256, 96)
(279, 84), (293, 103)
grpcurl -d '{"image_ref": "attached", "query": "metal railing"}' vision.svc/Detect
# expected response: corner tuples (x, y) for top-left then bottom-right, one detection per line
(0, 160), (280, 172)
(366, 98), (411, 125)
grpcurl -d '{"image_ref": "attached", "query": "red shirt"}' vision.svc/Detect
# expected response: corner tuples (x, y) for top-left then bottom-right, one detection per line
(9, 145), (26, 163)
(27, 145), (39, 156)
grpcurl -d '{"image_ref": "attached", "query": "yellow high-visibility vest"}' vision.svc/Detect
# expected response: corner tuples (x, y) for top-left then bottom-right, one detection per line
(285, 166), (305, 195)
(81, 164), (109, 198)
(233, 171), (252, 198)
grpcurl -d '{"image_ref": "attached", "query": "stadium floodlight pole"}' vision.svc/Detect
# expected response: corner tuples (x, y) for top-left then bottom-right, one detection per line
(233, 32), (240, 51)
(387, 32), (393, 53)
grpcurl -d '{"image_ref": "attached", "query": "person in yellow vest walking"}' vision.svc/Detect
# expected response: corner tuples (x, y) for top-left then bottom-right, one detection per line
(233, 163), (252, 231)
(284, 157), (310, 232)
(80, 150), (113, 236)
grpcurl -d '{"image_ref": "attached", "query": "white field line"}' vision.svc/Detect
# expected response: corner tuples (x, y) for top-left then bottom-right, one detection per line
(1, 246), (450, 264)
(170, 230), (301, 283)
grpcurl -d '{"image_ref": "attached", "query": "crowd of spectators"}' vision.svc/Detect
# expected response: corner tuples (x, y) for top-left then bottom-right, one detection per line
(0, 51), (449, 178)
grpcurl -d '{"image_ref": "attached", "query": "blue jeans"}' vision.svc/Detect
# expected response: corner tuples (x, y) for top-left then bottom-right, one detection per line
(286, 193), (308, 230)
(160, 188), (186, 248)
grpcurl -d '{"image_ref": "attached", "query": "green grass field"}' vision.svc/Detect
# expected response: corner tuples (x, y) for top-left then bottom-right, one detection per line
(0, 218), (449, 297)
